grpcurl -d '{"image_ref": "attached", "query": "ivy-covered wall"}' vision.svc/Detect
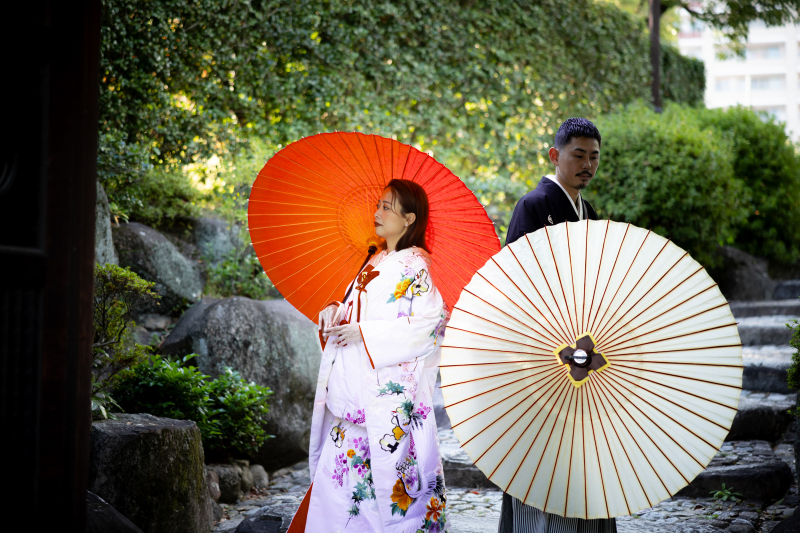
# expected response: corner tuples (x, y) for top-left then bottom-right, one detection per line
(100, 0), (703, 175)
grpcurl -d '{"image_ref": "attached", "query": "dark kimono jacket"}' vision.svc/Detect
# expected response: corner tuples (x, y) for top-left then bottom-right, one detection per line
(505, 176), (598, 245)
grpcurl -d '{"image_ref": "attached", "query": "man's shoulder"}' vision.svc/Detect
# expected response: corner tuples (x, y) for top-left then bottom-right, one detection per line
(518, 179), (557, 208)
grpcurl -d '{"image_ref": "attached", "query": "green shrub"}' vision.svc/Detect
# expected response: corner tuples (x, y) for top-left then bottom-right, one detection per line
(205, 239), (281, 300)
(113, 354), (217, 429)
(203, 368), (273, 460)
(588, 102), (747, 268)
(98, 131), (203, 227)
(661, 46), (705, 106)
(112, 355), (272, 458)
(92, 263), (160, 419)
(694, 106), (800, 266)
(787, 316), (800, 415)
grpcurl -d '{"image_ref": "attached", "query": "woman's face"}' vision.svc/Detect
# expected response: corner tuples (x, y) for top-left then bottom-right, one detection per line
(374, 188), (412, 242)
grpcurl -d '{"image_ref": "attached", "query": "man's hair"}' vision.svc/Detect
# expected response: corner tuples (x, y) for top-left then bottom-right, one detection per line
(554, 117), (602, 150)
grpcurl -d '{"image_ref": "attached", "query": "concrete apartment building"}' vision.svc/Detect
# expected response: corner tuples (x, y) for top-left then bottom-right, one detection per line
(677, 12), (800, 139)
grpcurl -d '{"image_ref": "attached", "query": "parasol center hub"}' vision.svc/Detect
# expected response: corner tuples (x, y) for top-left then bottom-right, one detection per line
(572, 349), (589, 365)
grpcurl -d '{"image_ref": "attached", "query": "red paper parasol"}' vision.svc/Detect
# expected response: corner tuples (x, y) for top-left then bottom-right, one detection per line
(247, 132), (501, 322)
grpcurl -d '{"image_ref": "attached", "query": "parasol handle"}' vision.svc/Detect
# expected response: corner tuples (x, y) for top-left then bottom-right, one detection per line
(342, 245), (378, 303)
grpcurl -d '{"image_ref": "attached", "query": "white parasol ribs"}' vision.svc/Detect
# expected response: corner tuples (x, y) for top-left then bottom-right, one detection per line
(440, 219), (742, 519)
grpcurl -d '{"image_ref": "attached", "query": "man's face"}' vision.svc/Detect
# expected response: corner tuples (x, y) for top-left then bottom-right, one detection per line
(550, 137), (600, 191)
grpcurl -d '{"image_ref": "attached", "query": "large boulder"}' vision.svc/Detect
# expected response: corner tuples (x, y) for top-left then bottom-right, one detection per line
(113, 222), (203, 313)
(95, 181), (118, 265)
(161, 297), (322, 470)
(193, 217), (240, 266)
(88, 413), (212, 533)
(712, 246), (777, 301)
(86, 491), (143, 533)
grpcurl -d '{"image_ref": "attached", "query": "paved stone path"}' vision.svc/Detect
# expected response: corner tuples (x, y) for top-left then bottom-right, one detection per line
(213, 384), (797, 532)
(214, 432), (798, 533)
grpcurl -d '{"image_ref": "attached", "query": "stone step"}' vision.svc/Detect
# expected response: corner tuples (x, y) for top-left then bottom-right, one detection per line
(743, 345), (794, 393)
(676, 440), (793, 503)
(730, 300), (800, 318)
(439, 428), (497, 489)
(727, 391), (795, 442)
(737, 315), (797, 346)
(775, 281), (800, 300)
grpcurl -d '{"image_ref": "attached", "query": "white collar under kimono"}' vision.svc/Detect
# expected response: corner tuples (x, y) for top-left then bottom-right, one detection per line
(546, 174), (584, 220)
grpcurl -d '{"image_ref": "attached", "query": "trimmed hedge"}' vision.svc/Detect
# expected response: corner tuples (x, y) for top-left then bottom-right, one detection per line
(588, 102), (748, 268)
(694, 106), (800, 266)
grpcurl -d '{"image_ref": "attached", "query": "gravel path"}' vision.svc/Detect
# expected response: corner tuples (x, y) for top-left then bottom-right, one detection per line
(213, 426), (798, 533)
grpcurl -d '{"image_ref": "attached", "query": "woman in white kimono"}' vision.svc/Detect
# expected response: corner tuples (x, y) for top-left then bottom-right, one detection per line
(296, 179), (449, 533)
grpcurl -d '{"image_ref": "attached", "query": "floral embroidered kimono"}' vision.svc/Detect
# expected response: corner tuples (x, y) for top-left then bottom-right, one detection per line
(302, 246), (449, 533)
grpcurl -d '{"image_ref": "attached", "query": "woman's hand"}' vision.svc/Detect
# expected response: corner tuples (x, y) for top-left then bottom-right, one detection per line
(325, 323), (363, 349)
(318, 304), (339, 333)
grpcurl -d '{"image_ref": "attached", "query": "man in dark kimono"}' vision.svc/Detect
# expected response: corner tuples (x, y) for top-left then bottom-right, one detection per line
(499, 118), (616, 533)
(506, 117), (601, 246)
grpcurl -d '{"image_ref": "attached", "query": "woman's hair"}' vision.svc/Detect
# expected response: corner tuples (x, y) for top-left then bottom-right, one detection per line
(385, 178), (430, 252)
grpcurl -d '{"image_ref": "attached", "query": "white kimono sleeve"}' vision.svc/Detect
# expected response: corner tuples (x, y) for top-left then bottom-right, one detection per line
(358, 265), (444, 370)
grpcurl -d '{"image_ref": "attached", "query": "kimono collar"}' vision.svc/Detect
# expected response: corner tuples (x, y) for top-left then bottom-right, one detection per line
(545, 174), (584, 220)
(378, 245), (426, 264)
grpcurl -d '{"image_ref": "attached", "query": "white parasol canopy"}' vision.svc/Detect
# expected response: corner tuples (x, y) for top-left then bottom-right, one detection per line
(440, 220), (742, 519)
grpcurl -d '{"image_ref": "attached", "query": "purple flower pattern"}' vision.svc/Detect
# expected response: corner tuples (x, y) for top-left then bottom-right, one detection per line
(331, 452), (349, 487)
(344, 409), (366, 425)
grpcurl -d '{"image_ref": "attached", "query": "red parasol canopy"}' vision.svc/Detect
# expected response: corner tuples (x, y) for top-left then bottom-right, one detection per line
(247, 132), (501, 323)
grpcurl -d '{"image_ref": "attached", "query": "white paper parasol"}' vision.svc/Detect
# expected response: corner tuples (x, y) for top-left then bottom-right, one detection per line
(440, 220), (742, 519)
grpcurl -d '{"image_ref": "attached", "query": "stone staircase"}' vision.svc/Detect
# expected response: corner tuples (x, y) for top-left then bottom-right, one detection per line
(733, 299), (799, 393)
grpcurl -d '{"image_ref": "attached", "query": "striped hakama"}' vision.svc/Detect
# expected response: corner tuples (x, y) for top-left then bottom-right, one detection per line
(498, 494), (617, 533)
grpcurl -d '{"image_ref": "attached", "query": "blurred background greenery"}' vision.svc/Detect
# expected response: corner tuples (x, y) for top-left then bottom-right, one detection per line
(97, 0), (800, 275)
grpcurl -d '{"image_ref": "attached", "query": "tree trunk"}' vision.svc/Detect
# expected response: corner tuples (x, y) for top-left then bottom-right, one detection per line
(650, 0), (662, 111)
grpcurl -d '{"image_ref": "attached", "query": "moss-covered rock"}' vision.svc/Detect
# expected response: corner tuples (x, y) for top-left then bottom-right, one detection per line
(89, 413), (213, 533)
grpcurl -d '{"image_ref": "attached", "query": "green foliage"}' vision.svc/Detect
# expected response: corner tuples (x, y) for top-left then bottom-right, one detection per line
(677, 0), (800, 54)
(205, 247), (280, 300)
(204, 223), (280, 300)
(98, 132), (203, 227)
(588, 102), (748, 268)
(694, 106), (800, 266)
(113, 354), (217, 430)
(112, 355), (273, 458)
(92, 263), (160, 419)
(99, 0), (703, 197)
(710, 483), (742, 501)
(660, 46), (705, 106)
(203, 368), (273, 460)
(787, 316), (800, 413)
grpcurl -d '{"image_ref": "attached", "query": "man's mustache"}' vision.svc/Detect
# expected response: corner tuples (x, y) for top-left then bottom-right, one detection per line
(576, 171), (593, 177)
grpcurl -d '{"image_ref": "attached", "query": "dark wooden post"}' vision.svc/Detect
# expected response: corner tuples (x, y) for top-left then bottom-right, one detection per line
(650, 0), (663, 111)
(0, 0), (100, 530)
